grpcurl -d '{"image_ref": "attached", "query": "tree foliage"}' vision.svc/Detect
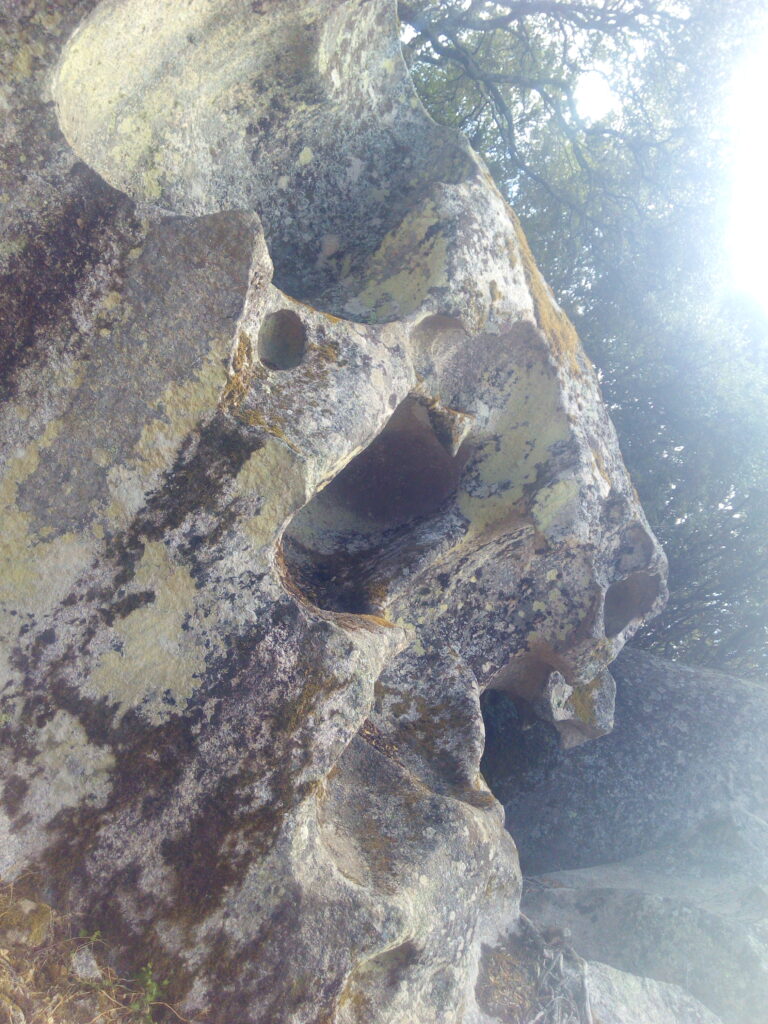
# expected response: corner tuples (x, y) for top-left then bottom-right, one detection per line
(400, 0), (768, 676)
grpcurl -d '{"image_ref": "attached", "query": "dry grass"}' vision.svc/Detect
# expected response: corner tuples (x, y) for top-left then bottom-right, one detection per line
(528, 944), (591, 1024)
(0, 881), (187, 1024)
(476, 915), (592, 1024)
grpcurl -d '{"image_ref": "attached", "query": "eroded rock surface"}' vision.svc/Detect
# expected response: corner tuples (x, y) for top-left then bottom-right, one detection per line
(1, 2), (669, 1022)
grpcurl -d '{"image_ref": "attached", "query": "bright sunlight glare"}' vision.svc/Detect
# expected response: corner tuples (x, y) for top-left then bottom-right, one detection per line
(573, 70), (619, 123)
(726, 29), (768, 314)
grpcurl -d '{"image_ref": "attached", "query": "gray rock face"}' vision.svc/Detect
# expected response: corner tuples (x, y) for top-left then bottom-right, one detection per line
(483, 648), (768, 873)
(523, 811), (768, 1024)
(585, 961), (723, 1024)
(482, 649), (768, 1024)
(1, 2), (671, 1022)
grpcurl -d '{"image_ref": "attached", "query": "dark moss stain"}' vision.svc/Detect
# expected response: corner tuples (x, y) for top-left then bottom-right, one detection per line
(339, 938), (421, 1019)
(0, 163), (139, 404)
(99, 590), (156, 627)
(2, 774), (30, 817)
(27, 627), (57, 664)
(136, 414), (257, 532)
(36, 712), (200, 909)
(193, 898), (314, 1023)
(159, 775), (256, 917)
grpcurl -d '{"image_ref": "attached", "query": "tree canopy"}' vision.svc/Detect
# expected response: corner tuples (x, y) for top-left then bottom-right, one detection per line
(399, 0), (768, 677)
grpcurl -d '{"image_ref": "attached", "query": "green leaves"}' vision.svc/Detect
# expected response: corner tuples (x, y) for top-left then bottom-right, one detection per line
(128, 962), (169, 1023)
(403, 0), (768, 675)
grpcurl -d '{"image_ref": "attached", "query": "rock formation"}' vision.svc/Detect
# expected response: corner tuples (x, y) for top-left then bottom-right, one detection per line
(4, 2), (758, 1022)
(483, 648), (768, 1024)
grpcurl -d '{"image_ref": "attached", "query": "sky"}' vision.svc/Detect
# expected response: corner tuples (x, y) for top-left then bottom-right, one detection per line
(575, 38), (768, 319)
(574, 70), (618, 123)
(403, 12), (768, 319)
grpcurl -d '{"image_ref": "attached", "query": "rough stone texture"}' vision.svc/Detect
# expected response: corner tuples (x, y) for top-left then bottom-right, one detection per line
(0, 2), (671, 1022)
(585, 961), (723, 1024)
(523, 811), (768, 1024)
(483, 648), (768, 873)
(483, 649), (768, 1024)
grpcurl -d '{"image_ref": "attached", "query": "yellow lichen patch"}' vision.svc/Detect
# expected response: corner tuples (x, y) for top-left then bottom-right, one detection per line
(20, 712), (116, 818)
(0, 235), (26, 264)
(236, 406), (302, 454)
(106, 333), (231, 526)
(235, 439), (306, 550)
(312, 342), (339, 363)
(0, 894), (51, 947)
(10, 41), (45, 82)
(458, 360), (570, 538)
(220, 329), (253, 410)
(231, 329), (253, 375)
(348, 200), (449, 321)
(338, 612), (397, 631)
(530, 478), (581, 539)
(0, 422), (97, 624)
(32, 8), (64, 34)
(52, 1), (205, 176)
(86, 541), (208, 723)
(142, 162), (164, 201)
(591, 445), (614, 492)
(509, 209), (584, 376)
(565, 676), (603, 727)
(100, 289), (123, 312)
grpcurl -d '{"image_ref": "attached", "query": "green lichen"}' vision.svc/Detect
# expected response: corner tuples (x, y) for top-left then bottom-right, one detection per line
(509, 209), (585, 377)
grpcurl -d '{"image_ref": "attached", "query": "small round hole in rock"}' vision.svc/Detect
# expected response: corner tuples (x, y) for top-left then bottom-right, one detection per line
(257, 310), (306, 370)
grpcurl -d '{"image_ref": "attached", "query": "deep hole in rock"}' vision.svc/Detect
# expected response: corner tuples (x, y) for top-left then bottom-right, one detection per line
(409, 314), (469, 358)
(257, 309), (307, 370)
(480, 689), (522, 743)
(342, 939), (421, 1004)
(604, 571), (663, 638)
(617, 523), (657, 574)
(280, 397), (466, 614)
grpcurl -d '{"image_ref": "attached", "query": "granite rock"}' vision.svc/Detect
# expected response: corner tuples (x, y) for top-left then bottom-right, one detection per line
(483, 649), (768, 1023)
(585, 961), (723, 1024)
(483, 648), (768, 873)
(1, 2), (668, 1021)
(523, 810), (768, 1023)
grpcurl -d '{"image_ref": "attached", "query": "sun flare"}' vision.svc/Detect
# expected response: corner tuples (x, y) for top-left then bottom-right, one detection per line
(726, 29), (768, 313)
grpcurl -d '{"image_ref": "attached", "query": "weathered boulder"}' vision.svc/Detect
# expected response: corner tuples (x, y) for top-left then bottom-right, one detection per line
(483, 647), (768, 873)
(585, 961), (723, 1024)
(482, 649), (768, 1023)
(1, 1), (668, 1021)
(471, 914), (726, 1024)
(523, 810), (768, 1024)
